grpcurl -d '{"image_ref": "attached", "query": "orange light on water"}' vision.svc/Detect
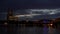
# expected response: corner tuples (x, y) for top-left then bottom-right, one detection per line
(4, 22), (7, 25)
(50, 24), (53, 26)
(48, 24), (53, 27)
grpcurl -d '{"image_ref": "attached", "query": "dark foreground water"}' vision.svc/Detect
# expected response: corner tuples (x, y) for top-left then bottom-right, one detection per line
(0, 24), (60, 34)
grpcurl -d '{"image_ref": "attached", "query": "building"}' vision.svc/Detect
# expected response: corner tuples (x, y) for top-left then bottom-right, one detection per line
(7, 8), (18, 22)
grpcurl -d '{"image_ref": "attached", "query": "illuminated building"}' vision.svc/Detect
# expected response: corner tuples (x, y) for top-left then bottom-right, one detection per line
(7, 8), (18, 22)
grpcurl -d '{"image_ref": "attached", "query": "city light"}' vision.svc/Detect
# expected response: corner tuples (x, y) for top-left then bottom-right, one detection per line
(4, 22), (8, 25)
(50, 24), (53, 26)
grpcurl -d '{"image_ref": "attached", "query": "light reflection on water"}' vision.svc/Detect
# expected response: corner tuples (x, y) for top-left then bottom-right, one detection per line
(14, 25), (60, 34)
(0, 24), (60, 34)
(43, 26), (48, 34)
(48, 27), (54, 34)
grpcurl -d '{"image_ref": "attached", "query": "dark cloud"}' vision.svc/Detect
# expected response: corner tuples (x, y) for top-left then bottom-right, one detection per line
(13, 9), (60, 21)
(0, 0), (60, 20)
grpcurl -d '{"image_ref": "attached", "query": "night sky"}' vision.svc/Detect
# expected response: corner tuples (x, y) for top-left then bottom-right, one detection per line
(0, 0), (60, 20)
(0, 0), (60, 9)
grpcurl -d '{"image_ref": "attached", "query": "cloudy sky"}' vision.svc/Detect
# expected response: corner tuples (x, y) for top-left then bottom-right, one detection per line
(0, 0), (60, 20)
(14, 9), (60, 21)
